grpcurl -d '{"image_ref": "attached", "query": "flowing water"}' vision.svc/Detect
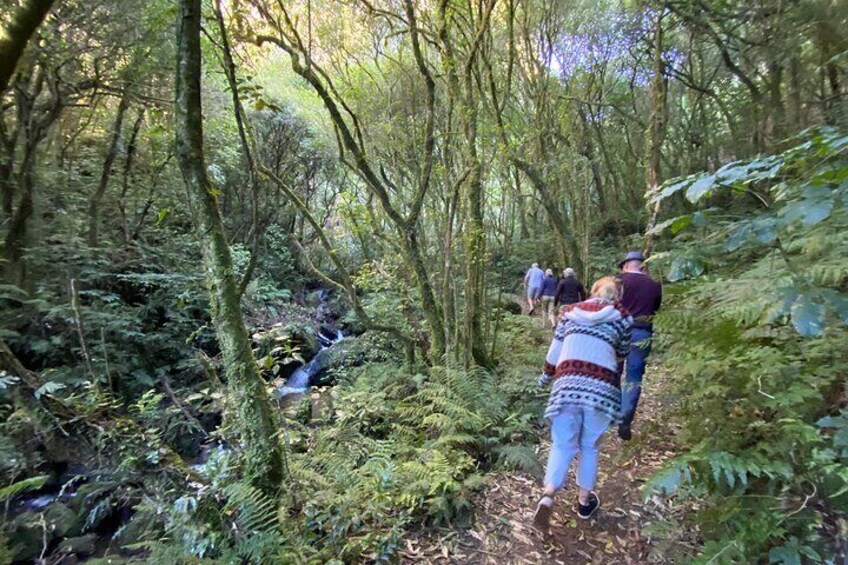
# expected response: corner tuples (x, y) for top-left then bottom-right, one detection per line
(275, 327), (344, 398)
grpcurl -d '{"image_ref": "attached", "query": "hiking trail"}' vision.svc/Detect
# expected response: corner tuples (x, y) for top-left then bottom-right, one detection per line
(402, 312), (685, 564)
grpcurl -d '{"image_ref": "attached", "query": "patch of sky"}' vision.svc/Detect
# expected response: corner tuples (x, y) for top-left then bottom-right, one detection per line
(548, 7), (685, 96)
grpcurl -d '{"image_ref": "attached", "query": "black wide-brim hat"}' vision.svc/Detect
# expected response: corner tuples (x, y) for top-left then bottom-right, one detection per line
(618, 251), (645, 268)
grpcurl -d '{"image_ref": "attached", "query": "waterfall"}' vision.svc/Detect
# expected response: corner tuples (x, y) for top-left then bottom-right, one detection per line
(276, 327), (344, 398)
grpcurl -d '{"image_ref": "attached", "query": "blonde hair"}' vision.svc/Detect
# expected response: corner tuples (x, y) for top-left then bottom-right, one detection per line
(590, 276), (622, 302)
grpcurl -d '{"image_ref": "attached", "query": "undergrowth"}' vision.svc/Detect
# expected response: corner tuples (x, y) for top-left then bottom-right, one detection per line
(644, 128), (848, 563)
(129, 314), (548, 563)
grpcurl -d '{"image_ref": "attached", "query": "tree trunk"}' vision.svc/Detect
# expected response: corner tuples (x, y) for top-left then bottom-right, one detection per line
(175, 0), (283, 496)
(88, 89), (130, 248)
(642, 7), (668, 258)
(0, 0), (55, 93)
(118, 110), (145, 244)
(513, 158), (584, 274)
(441, 176), (461, 364)
(212, 0), (262, 297)
(463, 164), (490, 367)
(3, 155), (34, 284)
(0, 118), (14, 219)
(251, 13), (446, 362)
(577, 106), (607, 212)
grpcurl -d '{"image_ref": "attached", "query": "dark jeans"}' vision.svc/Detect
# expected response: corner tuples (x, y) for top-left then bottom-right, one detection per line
(620, 327), (653, 426)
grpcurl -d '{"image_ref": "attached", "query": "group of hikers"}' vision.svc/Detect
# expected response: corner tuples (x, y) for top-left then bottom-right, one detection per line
(524, 251), (663, 531)
(523, 264), (587, 328)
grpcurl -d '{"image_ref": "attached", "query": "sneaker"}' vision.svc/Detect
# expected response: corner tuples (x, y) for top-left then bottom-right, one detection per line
(532, 496), (553, 532)
(577, 492), (600, 520)
(617, 423), (632, 441)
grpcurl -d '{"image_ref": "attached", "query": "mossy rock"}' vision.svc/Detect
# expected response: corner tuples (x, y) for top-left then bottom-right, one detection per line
(45, 502), (84, 538)
(492, 299), (522, 315)
(310, 333), (397, 387)
(252, 323), (320, 380)
(112, 511), (162, 554)
(57, 534), (98, 556)
(71, 481), (118, 512)
(8, 511), (44, 562)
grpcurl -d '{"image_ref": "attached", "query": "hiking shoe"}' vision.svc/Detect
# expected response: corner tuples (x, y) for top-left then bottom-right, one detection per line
(577, 492), (600, 520)
(618, 423), (632, 441)
(532, 496), (553, 533)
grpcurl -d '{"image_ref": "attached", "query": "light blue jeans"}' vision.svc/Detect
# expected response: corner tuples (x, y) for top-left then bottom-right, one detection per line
(544, 405), (612, 492)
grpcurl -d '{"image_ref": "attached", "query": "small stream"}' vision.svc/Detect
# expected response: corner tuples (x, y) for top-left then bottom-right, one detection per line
(275, 326), (344, 398)
(9, 292), (349, 562)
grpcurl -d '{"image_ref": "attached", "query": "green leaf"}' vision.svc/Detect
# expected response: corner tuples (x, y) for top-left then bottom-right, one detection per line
(0, 372), (20, 390)
(769, 538), (803, 565)
(745, 158), (782, 182)
(685, 175), (716, 203)
(0, 475), (49, 501)
(779, 185), (834, 226)
(726, 223), (753, 252)
(828, 135), (848, 150)
(820, 289), (848, 324)
(752, 217), (778, 244)
(790, 295), (825, 336)
(35, 381), (66, 399)
(670, 214), (692, 234)
(645, 215), (687, 236)
(714, 160), (749, 183)
(690, 211), (709, 227)
(644, 462), (691, 496)
(651, 177), (692, 204)
(763, 288), (799, 324)
(667, 256), (704, 282)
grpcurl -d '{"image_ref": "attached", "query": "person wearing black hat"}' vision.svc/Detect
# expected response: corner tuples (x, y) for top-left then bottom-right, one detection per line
(616, 251), (662, 440)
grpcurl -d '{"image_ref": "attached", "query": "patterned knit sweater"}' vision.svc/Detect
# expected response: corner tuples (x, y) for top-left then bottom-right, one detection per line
(538, 298), (633, 422)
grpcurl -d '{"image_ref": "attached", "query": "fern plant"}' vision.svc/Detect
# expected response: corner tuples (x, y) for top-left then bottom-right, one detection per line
(644, 127), (848, 562)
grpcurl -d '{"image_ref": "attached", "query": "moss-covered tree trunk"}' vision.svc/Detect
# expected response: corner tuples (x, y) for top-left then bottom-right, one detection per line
(175, 0), (283, 495)
(438, 0), (493, 368)
(642, 7), (668, 258)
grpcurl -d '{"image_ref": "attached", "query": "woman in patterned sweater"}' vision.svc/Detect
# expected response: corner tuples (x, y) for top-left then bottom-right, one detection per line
(533, 276), (632, 531)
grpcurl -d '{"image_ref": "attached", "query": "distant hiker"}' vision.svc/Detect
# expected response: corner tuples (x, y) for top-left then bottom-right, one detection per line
(533, 277), (632, 531)
(539, 268), (559, 328)
(524, 262), (545, 314)
(555, 267), (586, 310)
(616, 251), (662, 441)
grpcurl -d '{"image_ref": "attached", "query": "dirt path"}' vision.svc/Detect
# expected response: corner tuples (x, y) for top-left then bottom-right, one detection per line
(402, 363), (683, 564)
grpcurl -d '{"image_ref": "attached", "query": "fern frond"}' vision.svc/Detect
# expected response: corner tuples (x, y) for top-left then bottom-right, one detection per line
(223, 482), (279, 534)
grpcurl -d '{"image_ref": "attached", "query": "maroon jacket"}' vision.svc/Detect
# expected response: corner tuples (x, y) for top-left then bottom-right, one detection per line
(618, 272), (662, 331)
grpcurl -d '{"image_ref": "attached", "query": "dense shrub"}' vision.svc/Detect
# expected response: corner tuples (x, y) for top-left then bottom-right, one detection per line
(644, 129), (848, 562)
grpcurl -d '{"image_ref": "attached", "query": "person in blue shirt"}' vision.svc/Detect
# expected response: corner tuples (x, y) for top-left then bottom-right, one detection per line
(524, 263), (545, 314)
(539, 268), (559, 327)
